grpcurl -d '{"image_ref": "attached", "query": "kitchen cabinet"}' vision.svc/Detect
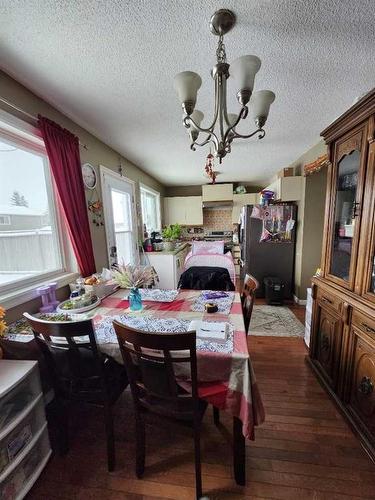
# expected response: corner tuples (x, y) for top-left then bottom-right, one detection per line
(265, 176), (303, 201)
(202, 183), (233, 202)
(346, 318), (375, 440)
(163, 196), (203, 226)
(311, 299), (343, 390)
(232, 244), (241, 278)
(146, 244), (190, 289)
(232, 193), (259, 223)
(308, 89), (375, 461)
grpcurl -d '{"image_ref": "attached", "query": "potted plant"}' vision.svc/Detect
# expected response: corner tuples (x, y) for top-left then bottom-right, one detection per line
(162, 223), (182, 251)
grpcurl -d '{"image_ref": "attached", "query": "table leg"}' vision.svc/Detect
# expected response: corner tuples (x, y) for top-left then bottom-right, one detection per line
(233, 417), (246, 485)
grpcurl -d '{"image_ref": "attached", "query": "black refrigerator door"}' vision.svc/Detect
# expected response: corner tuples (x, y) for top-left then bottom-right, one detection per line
(242, 205), (297, 298)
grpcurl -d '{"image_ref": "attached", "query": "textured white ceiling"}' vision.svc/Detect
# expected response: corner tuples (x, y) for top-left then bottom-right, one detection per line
(0, 0), (374, 186)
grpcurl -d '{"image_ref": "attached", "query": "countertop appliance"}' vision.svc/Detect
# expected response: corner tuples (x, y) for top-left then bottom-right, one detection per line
(239, 204), (297, 298)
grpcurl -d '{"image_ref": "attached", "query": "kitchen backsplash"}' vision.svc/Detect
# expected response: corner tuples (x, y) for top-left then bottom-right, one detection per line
(203, 208), (233, 231)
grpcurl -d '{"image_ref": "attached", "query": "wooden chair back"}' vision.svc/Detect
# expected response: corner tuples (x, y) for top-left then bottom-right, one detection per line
(113, 321), (198, 419)
(23, 313), (106, 399)
(241, 274), (259, 334)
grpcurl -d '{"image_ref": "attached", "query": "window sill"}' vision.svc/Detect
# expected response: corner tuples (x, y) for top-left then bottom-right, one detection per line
(0, 272), (79, 310)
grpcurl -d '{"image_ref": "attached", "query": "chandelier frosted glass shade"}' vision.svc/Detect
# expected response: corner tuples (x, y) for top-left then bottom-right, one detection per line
(250, 90), (276, 125)
(173, 71), (202, 115)
(190, 110), (204, 129)
(189, 110), (204, 141)
(174, 9), (275, 162)
(230, 55), (261, 104)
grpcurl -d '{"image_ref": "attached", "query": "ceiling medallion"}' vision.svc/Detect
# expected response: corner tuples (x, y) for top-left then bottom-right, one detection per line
(174, 9), (275, 163)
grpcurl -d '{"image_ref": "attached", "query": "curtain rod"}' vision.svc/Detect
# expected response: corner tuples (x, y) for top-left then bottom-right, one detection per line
(0, 96), (88, 150)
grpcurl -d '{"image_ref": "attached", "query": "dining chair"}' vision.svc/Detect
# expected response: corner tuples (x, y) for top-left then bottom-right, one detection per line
(113, 321), (205, 499)
(23, 313), (128, 471)
(241, 274), (259, 334)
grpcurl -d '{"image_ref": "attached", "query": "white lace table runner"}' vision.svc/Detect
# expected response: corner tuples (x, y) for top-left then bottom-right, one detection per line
(95, 315), (233, 354)
(123, 288), (179, 302)
(191, 291), (235, 315)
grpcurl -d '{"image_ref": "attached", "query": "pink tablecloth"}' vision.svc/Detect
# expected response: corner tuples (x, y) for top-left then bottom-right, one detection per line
(93, 289), (265, 439)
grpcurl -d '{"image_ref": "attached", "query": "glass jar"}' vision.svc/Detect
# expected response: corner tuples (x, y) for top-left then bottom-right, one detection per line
(129, 288), (142, 311)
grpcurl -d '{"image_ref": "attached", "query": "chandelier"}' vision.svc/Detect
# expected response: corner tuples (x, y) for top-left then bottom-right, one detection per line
(174, 9), (275, 163)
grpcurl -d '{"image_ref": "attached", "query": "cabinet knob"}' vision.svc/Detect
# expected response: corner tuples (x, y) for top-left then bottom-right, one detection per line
(321, 296), (333, 305)
(360, 322), (375, 335)
(358, 376), (374, 396)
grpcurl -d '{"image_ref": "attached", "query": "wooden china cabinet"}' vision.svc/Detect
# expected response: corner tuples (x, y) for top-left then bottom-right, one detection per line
(308, 89), (375, 461)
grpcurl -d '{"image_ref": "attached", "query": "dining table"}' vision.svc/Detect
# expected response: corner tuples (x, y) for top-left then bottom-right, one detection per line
(6, 287), (264, 485)
(91, 287), (265, 485)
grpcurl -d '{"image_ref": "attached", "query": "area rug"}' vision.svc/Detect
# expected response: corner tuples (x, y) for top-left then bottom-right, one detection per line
(249, 305), (304, 337)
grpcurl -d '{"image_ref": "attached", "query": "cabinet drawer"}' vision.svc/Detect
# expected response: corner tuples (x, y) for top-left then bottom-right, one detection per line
(347, 333), (375, 438)
(352, 310), (375, 339)
(0, 395), (45, 477)
(0, 425), (51, 499)
(0, 373), (41, 436)
(316, 288), (342, 313)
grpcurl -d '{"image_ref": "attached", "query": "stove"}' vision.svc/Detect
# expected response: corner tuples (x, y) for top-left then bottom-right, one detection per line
(204, 230), (234, 253)
(204, 230), (233, 240)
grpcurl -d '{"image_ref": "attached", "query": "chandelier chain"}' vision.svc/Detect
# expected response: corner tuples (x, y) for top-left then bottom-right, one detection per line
(216, 35), (227, 64)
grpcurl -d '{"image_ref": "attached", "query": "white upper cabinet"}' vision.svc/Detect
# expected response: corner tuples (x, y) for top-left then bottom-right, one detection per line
(265, 176), (303, 202)
(202, 183), (233, 202)
(163, 196), (203, 226)
(232, 193), (259, 223)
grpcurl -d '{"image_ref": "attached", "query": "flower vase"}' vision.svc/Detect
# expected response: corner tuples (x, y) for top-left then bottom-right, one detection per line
(129, 288), (142, 311)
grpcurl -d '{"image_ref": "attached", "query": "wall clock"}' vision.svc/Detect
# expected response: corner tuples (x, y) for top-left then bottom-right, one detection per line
(82, 163), (97, 189)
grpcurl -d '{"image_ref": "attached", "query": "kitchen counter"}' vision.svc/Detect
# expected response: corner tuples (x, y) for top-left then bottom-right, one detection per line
(145, 244), (190, 289)
(145, 242), (190, 256)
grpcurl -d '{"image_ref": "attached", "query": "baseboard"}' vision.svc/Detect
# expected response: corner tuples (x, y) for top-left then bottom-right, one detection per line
(293, 295), (307, 305)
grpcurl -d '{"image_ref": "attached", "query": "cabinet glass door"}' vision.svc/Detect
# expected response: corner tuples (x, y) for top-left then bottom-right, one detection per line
(327, 128), (366, 288)
(362, 142), (375, 302)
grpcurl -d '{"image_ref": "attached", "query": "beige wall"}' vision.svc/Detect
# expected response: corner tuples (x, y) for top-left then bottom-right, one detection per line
(288, 141), (327, 300)
(0, 70), (165, 320)
(299, 169), (327, 297)
(165, 185), (202, 197)
(0, 71), (165, 269)
(165, 183), (262, 198)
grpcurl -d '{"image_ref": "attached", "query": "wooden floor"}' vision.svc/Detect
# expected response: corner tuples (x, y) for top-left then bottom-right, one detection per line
(28, 307), (375, 499)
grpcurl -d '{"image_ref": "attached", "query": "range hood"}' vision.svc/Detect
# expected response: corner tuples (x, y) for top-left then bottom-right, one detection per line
(201, 183), (234, 209)
(202, 200), (233, 208)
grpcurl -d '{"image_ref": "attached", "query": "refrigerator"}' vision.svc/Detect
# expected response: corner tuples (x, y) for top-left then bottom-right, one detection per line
(239, 204), (297, 299)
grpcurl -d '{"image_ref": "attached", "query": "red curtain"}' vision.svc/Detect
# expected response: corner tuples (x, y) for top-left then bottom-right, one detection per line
(38, 116), (96, 277)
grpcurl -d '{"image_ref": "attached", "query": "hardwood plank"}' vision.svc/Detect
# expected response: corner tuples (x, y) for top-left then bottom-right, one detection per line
(28, 331), (375, 499)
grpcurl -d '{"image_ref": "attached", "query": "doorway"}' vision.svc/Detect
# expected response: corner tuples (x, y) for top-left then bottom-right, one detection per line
(100, 166), (138, 267)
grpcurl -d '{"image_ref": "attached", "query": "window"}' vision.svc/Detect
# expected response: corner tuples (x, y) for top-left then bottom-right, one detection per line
(0, 215), (10, 225)
(140, 184), (161, 235)
(0, 113), (73, 294)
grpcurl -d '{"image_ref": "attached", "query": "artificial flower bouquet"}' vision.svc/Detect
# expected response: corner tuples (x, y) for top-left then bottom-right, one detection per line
(0, 306), (7, 337)
(111, 264), (158, 289)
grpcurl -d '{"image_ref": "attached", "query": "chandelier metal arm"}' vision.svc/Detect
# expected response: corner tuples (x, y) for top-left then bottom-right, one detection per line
(232, 127), (266, 140)
(222, 106), (248, 144)
(190, 134), (218, 151)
